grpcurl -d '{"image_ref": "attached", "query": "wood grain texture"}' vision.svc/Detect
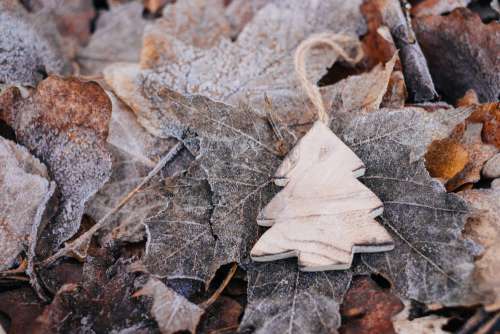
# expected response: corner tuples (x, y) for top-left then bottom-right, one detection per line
(251, 121), (394, 271)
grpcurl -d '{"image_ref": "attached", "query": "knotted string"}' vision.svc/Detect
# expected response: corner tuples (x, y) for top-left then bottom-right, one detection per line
(294, 32), (363, 124)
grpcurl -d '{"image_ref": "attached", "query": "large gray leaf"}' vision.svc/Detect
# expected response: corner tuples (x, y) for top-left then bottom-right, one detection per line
(332, 108), (477, 305)
(414, 8), (500, 103)
(239, 107), (477, 334)
(86, 88), (279, 285)
(151, 94), (281, 265)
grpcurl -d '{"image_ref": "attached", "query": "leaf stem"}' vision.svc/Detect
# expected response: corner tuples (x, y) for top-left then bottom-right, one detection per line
(199, 263), (238, 309)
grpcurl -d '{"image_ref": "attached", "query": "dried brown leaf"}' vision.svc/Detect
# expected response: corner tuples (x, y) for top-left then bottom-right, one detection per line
(359, 1), (399, 70)
(382, 69), (408, 108)
(411, 0), (471, 17)
(339, 276), (403, 334)
(414, 8), (500, 103)
(425, 101), (499, 190)
(445, 123), (497, 191)
(456, 89), (480, 108)
(32, 252), (158, 333)
(0, 287), (45, 334)
(143, 0), (171, 14)
(467, 102), (500, 149)
(0, 76), (112, 252)
(198, 296), (242, 334)
(425, 138), (469, 181)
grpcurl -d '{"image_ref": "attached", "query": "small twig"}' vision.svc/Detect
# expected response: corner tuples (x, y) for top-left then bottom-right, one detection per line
(0, 275), (30, 282)
(42, 142), (184, 266)
(264, 94), (284, 142)
(199, 263), (238, 310)
(0, 258), (27, 276)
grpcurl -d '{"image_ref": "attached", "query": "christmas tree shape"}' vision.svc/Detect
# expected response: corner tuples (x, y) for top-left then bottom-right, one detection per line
(251, 121), (394, 271)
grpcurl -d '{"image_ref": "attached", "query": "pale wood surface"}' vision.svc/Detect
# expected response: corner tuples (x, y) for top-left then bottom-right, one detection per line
(251, 121), (394, 271)
(273, 121), (366, 187)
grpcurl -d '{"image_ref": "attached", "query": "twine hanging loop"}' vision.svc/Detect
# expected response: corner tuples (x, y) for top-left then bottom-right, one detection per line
(294, 32), (363, 124)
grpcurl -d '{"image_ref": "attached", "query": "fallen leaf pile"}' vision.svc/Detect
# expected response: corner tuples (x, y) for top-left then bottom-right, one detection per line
(0, 0), (498, 333)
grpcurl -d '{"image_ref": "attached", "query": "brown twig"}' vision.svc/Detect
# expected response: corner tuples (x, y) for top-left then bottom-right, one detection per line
(42, 142), (184, 266)
(0, 258), (27, 276)
(199, 263), (238, 310)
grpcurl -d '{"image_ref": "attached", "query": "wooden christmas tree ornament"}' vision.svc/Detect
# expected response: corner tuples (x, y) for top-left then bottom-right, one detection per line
(250, 33), (395, 271)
